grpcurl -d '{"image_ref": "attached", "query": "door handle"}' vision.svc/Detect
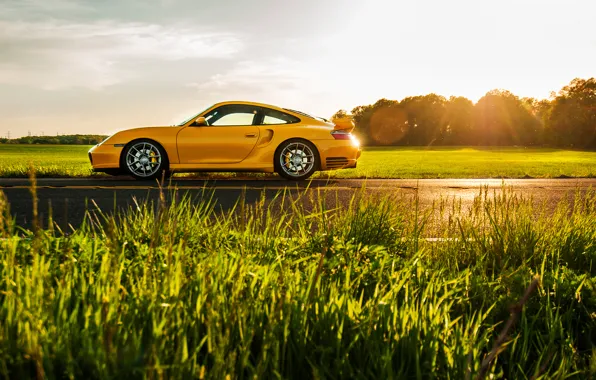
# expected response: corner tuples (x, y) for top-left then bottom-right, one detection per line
(245, 133), (257, 138)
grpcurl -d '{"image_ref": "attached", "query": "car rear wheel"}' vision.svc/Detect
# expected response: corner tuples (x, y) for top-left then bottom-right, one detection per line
(275, 139), (319, 180)
(122, 140), (169, 180)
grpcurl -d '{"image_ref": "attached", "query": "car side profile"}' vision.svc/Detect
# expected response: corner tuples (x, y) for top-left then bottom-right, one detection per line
(88, 101), (361, 180)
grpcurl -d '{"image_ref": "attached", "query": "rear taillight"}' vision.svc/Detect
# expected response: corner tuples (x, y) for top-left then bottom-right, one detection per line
(331, 130), (352, 140)
(331, 130), (360, 146)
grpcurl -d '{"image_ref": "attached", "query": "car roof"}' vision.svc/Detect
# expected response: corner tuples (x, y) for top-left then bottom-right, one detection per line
(210, 101), (313, 120)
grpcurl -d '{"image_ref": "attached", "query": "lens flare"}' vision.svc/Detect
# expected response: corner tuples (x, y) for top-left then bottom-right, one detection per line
(369, 107), (409, 145)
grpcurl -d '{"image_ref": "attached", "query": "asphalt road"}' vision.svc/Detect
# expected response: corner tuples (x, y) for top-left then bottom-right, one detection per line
(0, 178), (594, 230)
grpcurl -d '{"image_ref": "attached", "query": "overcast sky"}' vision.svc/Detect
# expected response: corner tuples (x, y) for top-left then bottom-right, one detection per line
(1, 0), (595, 138)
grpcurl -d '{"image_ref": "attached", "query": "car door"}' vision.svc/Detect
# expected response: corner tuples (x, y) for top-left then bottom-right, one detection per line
(177, 104), (261, 164)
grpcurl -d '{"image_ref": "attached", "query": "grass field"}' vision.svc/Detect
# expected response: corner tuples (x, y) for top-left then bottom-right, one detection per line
(0, 145), (95, 177)
(0, 185), (594, 378)
(0, 144), (595, 178)
(332, 146), (596, 179)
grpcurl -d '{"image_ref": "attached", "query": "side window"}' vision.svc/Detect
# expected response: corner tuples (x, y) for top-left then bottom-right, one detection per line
(204, 104), (259, 126)
(263, 115), (287, 124)
(261, 108), (301, 125)
(212, 113), (254, 126)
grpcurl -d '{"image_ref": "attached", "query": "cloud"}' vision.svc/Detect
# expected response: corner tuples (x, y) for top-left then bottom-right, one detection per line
(0, 20), (243, 89)
(0, 0), (94, 17)
(190, 58), (342, 114)
(195, 58), (311, 94)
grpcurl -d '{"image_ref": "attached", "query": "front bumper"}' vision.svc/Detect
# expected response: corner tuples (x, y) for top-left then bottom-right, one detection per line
(88, 144), (124, 169)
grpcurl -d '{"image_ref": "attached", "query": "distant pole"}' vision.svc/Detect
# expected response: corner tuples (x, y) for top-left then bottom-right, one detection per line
(28, 130), (31, 137)
(7, 131), (10, 139)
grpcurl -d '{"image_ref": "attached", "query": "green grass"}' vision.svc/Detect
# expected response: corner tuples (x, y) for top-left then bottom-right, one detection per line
(0, 144), (595, 178)
(0, 183), (595, 378)
(327, 146), (596, 179)
(0, 145), (96, 177)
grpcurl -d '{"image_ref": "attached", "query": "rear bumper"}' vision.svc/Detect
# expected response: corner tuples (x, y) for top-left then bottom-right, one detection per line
(314, 140), (361, 171)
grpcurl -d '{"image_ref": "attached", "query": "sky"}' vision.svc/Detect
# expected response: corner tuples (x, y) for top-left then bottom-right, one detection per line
(1, 0), (595, 138)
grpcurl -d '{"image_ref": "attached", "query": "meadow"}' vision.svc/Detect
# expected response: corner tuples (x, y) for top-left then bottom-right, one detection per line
(331, 146), (596, 179)
(0, 183), (594, 378)
(0, 144), (595, 178)
(0, 145), (95, 178)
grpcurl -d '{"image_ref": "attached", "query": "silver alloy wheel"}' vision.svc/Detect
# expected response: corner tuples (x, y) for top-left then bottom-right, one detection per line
(279, 142), (315, 177)
(125, 142), (162, 178)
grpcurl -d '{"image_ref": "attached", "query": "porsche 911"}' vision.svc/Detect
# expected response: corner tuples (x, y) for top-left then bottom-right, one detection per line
(88, 101), (361, 180)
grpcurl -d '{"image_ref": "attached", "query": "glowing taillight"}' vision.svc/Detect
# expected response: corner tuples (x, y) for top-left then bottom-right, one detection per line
(331, 130), (352, 140)
(331, 130), (360, 146)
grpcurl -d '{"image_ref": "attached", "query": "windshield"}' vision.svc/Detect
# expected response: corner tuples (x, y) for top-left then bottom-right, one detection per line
(177, 105), (213, 126)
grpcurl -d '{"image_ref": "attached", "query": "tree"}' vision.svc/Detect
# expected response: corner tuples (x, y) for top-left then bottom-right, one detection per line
(367, 105), (408, 145)
(350, 104), (374, 145)
(340, 79), (592, 148)
(548, 78), (596, 149)
(1, 134), (108, 145)
(474, 90), (540, 146)
(351, 99), (401, 145)
(444, 96), (475, 145)
(399, 94), (447, 146)
(521, 97), (552, 145)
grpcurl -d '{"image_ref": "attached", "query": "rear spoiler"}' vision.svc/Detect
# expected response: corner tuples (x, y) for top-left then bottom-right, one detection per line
(331, 116), (355, 133)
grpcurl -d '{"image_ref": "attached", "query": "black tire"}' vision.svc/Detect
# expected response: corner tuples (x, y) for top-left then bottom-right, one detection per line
(121, 139), (169, 180)
(274, 139), (319, 180)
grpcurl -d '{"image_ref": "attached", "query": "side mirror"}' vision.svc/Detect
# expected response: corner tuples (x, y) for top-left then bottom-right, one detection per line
(194, 116), (208, 126)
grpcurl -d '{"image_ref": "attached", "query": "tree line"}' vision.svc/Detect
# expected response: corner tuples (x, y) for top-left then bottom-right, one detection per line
(0, 134), (108, 145)
(335, 78), (596, 149)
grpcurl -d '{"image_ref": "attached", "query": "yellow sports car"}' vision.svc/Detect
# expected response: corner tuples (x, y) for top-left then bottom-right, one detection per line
(88, 101), (361, 180)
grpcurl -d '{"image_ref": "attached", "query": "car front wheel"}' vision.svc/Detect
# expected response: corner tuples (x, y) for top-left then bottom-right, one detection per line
(275, 139), (319, 180)
(122, 140), (169, 180)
